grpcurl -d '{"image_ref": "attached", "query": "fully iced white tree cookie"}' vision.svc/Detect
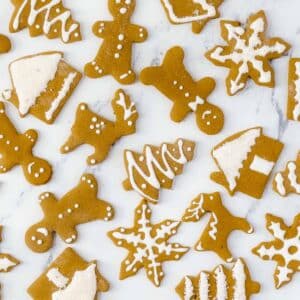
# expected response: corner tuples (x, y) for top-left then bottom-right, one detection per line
(205, 10), (290, 96)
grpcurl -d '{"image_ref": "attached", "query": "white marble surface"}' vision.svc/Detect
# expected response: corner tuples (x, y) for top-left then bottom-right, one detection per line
(0, 0), (300, 299)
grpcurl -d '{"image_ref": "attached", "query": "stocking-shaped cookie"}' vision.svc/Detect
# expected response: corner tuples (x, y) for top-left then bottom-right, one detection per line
(61, 89), (138, 165)
(140, 47), (224, 135)
(25, 174), (114, 252)
(182, 192), (253, 262)
(84, 0), (148, 84)
(0, 34), (11, 53)
(0, 102), (52, 185)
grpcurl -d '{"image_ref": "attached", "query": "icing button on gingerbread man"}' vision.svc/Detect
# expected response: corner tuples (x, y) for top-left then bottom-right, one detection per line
(25, 174), (114, 252)
(84, 0), (148, 84)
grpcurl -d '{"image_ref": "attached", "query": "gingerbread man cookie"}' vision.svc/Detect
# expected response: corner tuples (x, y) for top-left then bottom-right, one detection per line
(0, 102), (52, 185)
(9, 0), (81, 43)
(84, 0), (148, 84)
(182, 192), (253, 262)
(211, 127), (283, 199)
(176, 258), (260, 300)
(123, 138), (195, 204)
(140, 47), (224, 135)
(108, 200), (189, 287)
(28, 247), (109, 299)
(0, 34), (11, 53)
(61, 89), (138, 166)
(161, 0), (224, 34)
(205, 10), (290, 95)
(25, 174), (114, 252)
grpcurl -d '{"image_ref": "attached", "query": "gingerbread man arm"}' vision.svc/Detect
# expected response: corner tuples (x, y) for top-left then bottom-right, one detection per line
(170, 102), (191, 123)
(92, 21), (114, 38)
(128, 24), (148, 42)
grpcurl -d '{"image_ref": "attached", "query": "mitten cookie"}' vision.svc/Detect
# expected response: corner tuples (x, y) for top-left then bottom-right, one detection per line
(273, 152), (300, 196)
(108, 200), (189, 287)
(123, 138), (195, 204)
(211, 127), (283, 199)
(182, 192), (253, 262)
(9, 0), (81, 43)
(287, 58), (300, 121)
(0, 102), (52, 185)
(61, 89), (138, 166)
(205, 10), (290, 95)
(25, 174), (114, 252)
(252, 213), (300, 289)
(0, 34), (11, 53)
(140, 47), (224, 135)
(5, 51), (82, 124)
(28, 247), (109, 299)
(84, 0), (148, 84)
(161, 0), (224, 34)
(176, 258), (260, 300)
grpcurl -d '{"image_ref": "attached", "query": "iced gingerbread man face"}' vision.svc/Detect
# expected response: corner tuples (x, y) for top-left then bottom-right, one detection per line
(109, 0), (135, 18)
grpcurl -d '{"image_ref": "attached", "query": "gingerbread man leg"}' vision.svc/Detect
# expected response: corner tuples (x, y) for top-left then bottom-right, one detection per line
(114, 66), (136, 85)
(84, 59), (108, 79)
(56, 224), (78, 244)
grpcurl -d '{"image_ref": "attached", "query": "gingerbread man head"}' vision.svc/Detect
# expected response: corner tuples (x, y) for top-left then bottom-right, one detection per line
(108, 0), (136, 19)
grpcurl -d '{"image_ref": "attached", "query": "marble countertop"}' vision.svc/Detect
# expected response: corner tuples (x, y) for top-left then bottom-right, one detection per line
(1, 0), (300, 299)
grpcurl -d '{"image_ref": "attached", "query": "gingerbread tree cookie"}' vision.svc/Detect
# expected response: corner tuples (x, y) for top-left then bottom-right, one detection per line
(108, 200), (189, 287)
(141, 47), (224, 135)
(252, 213), (300, 289)
(9, 0), (81, 43)
(205, 10), (290, 95)
(0, 102), (52, 185)
(0, 34), (11, 53)
(161, 0), (224, 34)
(28, 247), (109, 299)
(211, 127), (283, 199)
(176, 258), (260, 300)
(182, 192), (253, 262)
(25, 174), (114, 253)
(61, 89), (138, 166)
(5, 51), (82, 124)
(84, 0), (148, 84)
(123, 138), (195, 204)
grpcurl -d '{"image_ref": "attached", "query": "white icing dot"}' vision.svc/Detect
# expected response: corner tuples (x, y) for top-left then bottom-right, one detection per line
(64, 146), (70, 151)
(117, 241), (122, 245)
(34, 173), (40, 178)
(90, 159), (96, 164)
(141, 183), (147, 189)
(139, 156), (144, 162)
(118, 34), (125, 41)
(179, 85), (184, 90)
(90, 124), (95, 130)
(58, 214), (63, 219)
(128, 121), (133, 126)
(96, 123), (100, 128)
(96, 129), (101, 135)
(67, 208), (72, 213)
(120, 7), (127, 14)
(120, 228), (125, 233)
(185, 93), (190, 98)
(187, 147), (192, 152)
(74, 203), (79, 208)
(173, 80), (177, 85)
(107, 206), (112, 211)
(114, 53), (120, 59)
(0, 134), (3, 139)
(117, 44), (123, 50)
(35, 24), (40, 29)
(6, 140), (10, 145)
(14, 146), (19, 151)
(37, 240), (43, 245)
(31, 236), (36, 241)
(80, 104), (86, 110)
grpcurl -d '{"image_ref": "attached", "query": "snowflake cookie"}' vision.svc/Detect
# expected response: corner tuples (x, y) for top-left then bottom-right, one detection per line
(140, 47), (224, 135)
(205, 10), (290, 96)
(9, 0), (81, 43)
(0, 34), (11, 53)
(108, 200), (189, 286)
(252, 213), (300, 289)
(176, 258), (260, 300)
(61, 89), (138, 166)
(25, 174), (114, 252)
(161, 0), (224, 34)
(182, 192), (253, 262)
(84, 0), (148, 84)
(211, 127), (283, 199)
(5, 51), (82, 124)
(123, 138), (195, 204)
(0, 101), (52, 185)
(28, 247), (109, 299)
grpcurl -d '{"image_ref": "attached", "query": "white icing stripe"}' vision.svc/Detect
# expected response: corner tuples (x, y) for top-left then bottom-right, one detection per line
(274, 173), (286, 196)
(249, 155), (274, 175)
(188, 96), (205, 111)
(232, 259), (246, 300)
(45, 72), (77, 121)
(36, 227), (48, 236)
(199, 272), (209, 300)
(208, 213), (218, 240)
(287, 162), (300, 193)
(162, 0), (217, 24)
(292, 62), (300, 121)
(12, 0), (79, 43)
(46, 268), (68, 289)
(214, 266), (227, 300)
(183, 276), (194, 300)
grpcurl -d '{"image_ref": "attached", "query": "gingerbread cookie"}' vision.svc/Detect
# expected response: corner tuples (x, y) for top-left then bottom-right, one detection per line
(0, 34), (11, 53)
(140, 47), (224, 135)
(252, 213), (300, 289)
(176, 258), (260, 300)
(123, 138), (195, 204)
(182, 192), (253, 262)
(108, 200), (189, 287)
(211, 127), (283, 199)
(61, 89), (138, 166)
(25, 174), (114, 252)
(9, 0), (81, 43)
(161, 0), (224, 34)
(0, 102), (52, 185)
(5, 51), (82, 124)
(28, 247), (109, 299)
(205, 10), (290, 95)
(287, 58), (300, 121)
(84, 0), (148, 84)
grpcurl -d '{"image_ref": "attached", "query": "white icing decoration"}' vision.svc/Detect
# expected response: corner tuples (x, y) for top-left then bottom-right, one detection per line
(188, 96), (205, 111)
(212, 128), (261, 191)
(232, 259), (246, 300)
(274, 173), (286, 196)
(36, 227), (48, 236)
(10, 53), (62, 115)
(208, 213), (218, 240)
(45, 72), (77, 120)
(183, 194), (205, 221)
(292, 62), (300, 121)
(199, 272), (209, 300)
(115, 91), (136, 120)
(183, 276), (194, 300)
(287, 162), (300, 193)
(214, 266), (227, 300)
(0, 257), (17, 271)
(249, 155), (275, 175)
(46, 268), (68, 289)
